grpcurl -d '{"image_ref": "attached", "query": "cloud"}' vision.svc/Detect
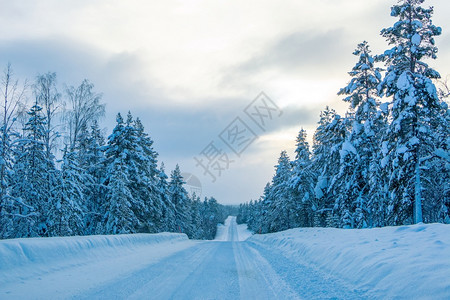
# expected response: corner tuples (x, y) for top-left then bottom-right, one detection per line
(239, 29), (348, 76)
(0, 37), (168, 120)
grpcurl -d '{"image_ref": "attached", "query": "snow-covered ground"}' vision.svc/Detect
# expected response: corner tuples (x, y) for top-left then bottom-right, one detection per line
(0, 217), (449, 299)
(215, 216), (252, 241)
(249, 223), (450, 299)
(0, 233), (194, 299)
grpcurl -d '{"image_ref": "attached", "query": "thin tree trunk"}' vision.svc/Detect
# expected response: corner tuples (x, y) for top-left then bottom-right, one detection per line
(414, 159), (423, 223)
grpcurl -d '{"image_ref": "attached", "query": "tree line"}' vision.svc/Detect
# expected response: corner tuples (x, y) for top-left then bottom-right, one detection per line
(0, 67), (228, 239)
(238, 0), (449, 232)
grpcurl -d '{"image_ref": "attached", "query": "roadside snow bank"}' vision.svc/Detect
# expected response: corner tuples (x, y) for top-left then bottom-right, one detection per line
(0, 233), (189, 284)
(249, 223), (450, 299)
(236, 223), (252, 241)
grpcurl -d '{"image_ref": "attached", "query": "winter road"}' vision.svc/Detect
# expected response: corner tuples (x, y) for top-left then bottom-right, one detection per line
(1, 216), (367, 299)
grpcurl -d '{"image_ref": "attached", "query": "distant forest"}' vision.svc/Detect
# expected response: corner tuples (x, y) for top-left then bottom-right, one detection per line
(238, 0), (449, 232)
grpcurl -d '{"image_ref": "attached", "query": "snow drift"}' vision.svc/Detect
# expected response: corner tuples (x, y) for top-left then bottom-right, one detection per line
(0, 233), (189, 286)
(249, 223), (450, 299)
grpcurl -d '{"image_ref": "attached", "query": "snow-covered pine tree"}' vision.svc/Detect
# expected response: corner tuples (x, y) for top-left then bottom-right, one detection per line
(189, 193), (203, 239)
(78, 120), (107, 234)
(157, 162), (175, 232)
(256, 183), (272, 233)
(102, 113), (140, 234)
(249, 199), (262, 232)
(169, 164), (191, 234)
(334, 41), (383, 228)
(419, 79), (450, 223)
(429, 87), (449, 223)
(48, 147), (87, 236)
(237, 202), (250, 224)
(378, 0), (444, 224)
(201, 196), (225, 239)
(132, 117), (162, 233)
(266, 151), (293, 232)
(312, 107), (348, 225)
(104, 160), (140, 234)
(290, 129), (315, 227)
(9, 103), (50, 237)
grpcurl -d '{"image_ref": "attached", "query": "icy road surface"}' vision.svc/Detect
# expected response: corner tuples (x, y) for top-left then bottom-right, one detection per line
(0, 216), (369, 299)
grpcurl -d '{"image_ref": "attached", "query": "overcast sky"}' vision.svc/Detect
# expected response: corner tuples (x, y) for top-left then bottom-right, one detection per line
(1, 0), (449, 205)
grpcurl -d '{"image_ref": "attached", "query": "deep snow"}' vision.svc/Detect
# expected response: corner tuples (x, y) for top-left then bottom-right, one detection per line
(249, 223), (450, 299)
(0, 217), (449, 299)
(0, 233), (194, 299)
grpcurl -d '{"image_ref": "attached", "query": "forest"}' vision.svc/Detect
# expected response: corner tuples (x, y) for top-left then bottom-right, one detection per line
(0, 69), (230, 240)
(238, 0), (449, 232)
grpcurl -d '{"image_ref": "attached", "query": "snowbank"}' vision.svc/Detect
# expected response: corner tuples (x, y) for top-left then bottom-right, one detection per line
(249, 223), (450, 299)
(0, 232), (189, 285)
(236, 223), (252, 241)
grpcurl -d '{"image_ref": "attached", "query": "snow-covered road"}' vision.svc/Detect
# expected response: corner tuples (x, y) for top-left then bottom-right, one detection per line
(0, 216), (369, 299)
(3, 217), (448, 299)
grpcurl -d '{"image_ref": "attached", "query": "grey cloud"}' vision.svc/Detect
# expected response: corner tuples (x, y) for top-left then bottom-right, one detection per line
(0, 37), (287, 164)
(0, 38), (164, 101)
(238, 29), (352, 77)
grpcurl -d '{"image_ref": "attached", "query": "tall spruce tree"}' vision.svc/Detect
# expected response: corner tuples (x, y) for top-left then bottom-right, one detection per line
(378, 0), (444, 224)
(267, 150), (293, 232)
(79, 121), (106, 234)
(290, 129), (315, 227)
(335, 41), (383, 228)
(132, 117), (161, 233)
(312, 108), (349, 225)
(102, 113), (140, 234)
(49, 147), (86, 236)
(169, 164), (191, 234)
(157, 162), (175, 232)
(10, 103), (51, 236)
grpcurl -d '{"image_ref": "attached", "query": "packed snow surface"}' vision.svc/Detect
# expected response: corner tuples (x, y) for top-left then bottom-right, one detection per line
(0, 217), (449, 299)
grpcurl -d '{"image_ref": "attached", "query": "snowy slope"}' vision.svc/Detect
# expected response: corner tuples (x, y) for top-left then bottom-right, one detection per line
(249, 223), (450, 299)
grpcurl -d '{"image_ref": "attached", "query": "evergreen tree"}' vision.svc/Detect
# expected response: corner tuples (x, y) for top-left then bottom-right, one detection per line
(312, 108), (349, 223)
(201, 196), (225, 239)
(169, 164), (190, 234)
(334, 41), (383, 228)
(10, 103), (51, 237)
(132, 117), (161, 233)
(189, 194), (204, 239)
(104, 161), (140, 234)
(378, 0), (444, 224)
(102, 113), (140, 234)
(48, 147), (86, 236)
(80, 121), (107, 234)
(267, 151), (293, 232)
(157, 162), (175, 232)
(290, 129), (315, 227)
